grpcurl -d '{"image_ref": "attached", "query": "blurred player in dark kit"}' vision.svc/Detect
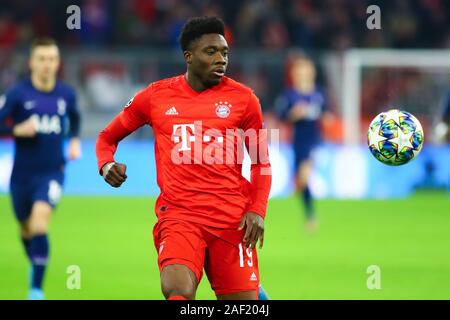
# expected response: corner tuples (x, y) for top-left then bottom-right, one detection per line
(0, 38), (81, 300)
(276, 55), (329, 233)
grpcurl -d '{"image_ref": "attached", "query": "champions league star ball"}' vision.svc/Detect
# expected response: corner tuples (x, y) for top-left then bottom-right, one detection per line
(367, 109), (424, 166)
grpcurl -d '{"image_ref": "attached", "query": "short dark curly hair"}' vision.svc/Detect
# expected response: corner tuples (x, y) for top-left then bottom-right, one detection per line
(179, 16), (225, 51)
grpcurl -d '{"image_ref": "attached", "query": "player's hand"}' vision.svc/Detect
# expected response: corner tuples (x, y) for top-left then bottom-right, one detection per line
(288, 102), (309, 122)
(238, 212), (264, 250)
(68, 138), (82, 160)
(102, 162), (127, 188)
(13, 117), (37, 137)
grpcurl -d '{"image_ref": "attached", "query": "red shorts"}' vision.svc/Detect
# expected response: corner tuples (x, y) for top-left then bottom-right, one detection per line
(153, 218), (260, 296)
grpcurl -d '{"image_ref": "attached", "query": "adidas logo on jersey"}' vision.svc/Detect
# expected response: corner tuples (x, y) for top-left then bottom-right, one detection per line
(250, 272), (258, 281)
(165, 106), (178, 115)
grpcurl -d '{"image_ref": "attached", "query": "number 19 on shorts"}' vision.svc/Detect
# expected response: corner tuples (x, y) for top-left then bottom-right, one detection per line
(238, 243), (253, 268)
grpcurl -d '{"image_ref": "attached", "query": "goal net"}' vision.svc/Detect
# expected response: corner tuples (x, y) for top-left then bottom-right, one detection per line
(329, 49), (450, 145)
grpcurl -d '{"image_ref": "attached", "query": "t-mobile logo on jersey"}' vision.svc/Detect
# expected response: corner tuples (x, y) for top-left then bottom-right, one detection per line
(172, 123), (226, 151)
(171, 121), (275, 175)
(172, 124), (196, 151)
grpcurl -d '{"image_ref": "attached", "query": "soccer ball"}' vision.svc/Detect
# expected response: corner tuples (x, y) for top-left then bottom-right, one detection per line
(367, 109), (424, 166)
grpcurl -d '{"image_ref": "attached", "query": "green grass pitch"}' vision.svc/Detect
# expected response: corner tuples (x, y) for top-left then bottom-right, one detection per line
(1, 192), (449, 300)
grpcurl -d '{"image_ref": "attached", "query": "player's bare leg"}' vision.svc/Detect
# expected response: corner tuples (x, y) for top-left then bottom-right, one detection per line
(296, 160), (317, 233)
(20, 221), (32, 241)
(19, 220), (32, 261)
(216, 290), (258, 300)
(25, 201), (52, 300)
(19, 202), (52, 260)
(161, 264), (198, 300)
(29, 202), (52, 235)
(296, 160), (312, 191)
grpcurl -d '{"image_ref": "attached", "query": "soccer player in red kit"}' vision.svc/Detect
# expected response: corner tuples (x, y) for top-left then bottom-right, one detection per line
(96, 16), (271, 300)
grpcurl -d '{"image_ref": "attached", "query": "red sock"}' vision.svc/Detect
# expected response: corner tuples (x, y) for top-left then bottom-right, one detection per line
(168, 295), (187, 300)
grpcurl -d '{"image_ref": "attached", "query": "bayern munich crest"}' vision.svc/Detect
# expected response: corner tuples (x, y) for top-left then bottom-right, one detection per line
(215, 101), (231, 118)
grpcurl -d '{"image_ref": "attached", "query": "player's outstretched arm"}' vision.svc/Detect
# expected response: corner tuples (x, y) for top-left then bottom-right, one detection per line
(0, 89), (37, 137)
(239, 92), (272, 249)
(96, 115), (133, 188)
(67, 92), (82, 160)
(96, 87), (151, 188)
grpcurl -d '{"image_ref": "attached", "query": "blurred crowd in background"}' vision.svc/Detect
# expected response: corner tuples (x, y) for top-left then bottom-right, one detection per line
(1, 0), (449, 50)
(0, 0), (449, 142)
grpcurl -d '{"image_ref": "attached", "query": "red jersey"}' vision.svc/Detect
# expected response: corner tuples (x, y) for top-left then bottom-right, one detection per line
(96, 75), (271, 229)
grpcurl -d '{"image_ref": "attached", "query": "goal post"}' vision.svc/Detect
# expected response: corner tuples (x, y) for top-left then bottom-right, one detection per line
(341, 49), (450, 145)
